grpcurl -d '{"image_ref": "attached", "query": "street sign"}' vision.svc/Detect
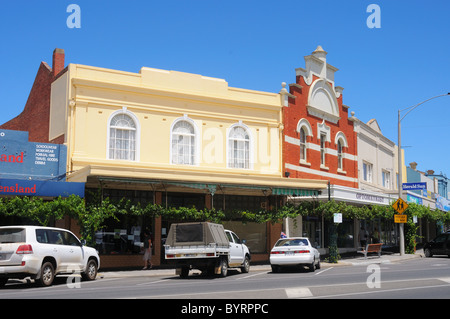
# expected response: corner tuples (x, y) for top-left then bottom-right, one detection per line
(394, 214), (408, 223)
(392, 198), (408, 214)
(402, 182), (427, 190)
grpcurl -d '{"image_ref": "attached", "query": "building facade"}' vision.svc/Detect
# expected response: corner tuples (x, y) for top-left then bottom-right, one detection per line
(281, 46), (358, 188)
(1, 49), (328, 268)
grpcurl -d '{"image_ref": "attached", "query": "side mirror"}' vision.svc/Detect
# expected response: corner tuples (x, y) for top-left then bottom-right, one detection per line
(81, 239), (86, 246)
(242, 239), (247, 245)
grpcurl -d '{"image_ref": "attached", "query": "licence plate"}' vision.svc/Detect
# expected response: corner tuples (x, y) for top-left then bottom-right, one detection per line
(285, 252), (294, 256)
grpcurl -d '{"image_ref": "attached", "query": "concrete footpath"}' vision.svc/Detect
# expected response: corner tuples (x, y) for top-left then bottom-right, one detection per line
(98, 249), (424, 279)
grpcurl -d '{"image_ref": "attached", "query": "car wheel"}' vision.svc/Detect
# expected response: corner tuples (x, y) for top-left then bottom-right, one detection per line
(180, 267), (190, 278)
(424, 248), (433, 258)
(316, 259), (321, 270)
(309, 258), (315, 272)
(241, 256), (250, 273)
(0, 278), (7, 288)
(271, 265), (280, 273)
(219, 258), (228, 277)
(38, 262), (55, 287)
(82, 259), (98, 281)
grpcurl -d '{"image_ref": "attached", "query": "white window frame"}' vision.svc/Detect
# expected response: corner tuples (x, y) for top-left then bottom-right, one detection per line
(296, 118), (313, 165)
(337, 139), (343, 171)
(107, 108), (140, 161)
(382, 170), (391, 189)
(299, 127), (307, 162)
(227, 122), (253, 169)
(320, 133), (327, 166)
(363, 161), (373, 182)
(170, 115), (200, 166)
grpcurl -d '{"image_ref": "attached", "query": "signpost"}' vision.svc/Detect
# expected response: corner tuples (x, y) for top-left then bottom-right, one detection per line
(392, 198), (408, 224)
(394, 214), (407, 224)
(392, 198), (408, 214)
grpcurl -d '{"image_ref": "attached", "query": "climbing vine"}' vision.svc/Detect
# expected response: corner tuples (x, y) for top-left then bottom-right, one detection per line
(0, 195), (448, 251)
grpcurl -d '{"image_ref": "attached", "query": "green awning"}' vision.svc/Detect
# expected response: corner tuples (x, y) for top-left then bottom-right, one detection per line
(271, 188), (319, 196)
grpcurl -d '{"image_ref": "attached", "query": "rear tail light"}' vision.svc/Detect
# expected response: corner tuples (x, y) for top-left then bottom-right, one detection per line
(16, 244), (33, 254)
(271, 250), (310, 254)
(166, 254), (175, 258)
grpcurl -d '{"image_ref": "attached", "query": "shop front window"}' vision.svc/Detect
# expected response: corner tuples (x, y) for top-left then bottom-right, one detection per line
(95, 217), (153, 256)
(302, 216), (322, 248)
(223, 221), (267, 253)
(87, 188), (154, 256)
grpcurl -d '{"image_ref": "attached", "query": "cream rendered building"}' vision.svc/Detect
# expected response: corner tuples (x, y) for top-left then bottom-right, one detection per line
(48, 61), (328, 266)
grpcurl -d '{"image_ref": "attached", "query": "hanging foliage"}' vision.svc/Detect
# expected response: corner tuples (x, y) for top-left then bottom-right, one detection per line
(0, 195), (448, 248)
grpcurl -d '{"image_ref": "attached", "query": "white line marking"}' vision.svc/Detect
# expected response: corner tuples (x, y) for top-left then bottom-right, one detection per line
(236, 271), (267, 280)
(285, 287), (313, 298)
(314, 267), (333, 276)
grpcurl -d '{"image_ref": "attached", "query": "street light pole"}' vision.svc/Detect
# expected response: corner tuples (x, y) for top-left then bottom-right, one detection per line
(397, 93), (450, 256)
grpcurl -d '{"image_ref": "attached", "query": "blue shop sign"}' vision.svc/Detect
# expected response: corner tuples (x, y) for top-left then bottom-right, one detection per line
(0, 129), (66, 180)
(402, 182), (427, 190)
(0, 178), (85, 198)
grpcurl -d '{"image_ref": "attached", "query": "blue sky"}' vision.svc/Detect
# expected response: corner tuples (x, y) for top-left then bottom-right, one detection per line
(0, 0), (449, 176)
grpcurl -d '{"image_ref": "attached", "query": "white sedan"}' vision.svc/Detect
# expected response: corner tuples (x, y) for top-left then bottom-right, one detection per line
(270, 237), (320, 272)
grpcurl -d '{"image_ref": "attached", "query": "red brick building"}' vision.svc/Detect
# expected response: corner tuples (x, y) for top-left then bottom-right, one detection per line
(0, 49), (66, 144)
(281, 46), (358, 188)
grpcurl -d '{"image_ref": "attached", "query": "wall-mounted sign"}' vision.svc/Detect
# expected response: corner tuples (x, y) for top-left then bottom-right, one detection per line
(0, 129), (67, 180)
(0, 178), (85, 198)
(0, 129), (85, 198)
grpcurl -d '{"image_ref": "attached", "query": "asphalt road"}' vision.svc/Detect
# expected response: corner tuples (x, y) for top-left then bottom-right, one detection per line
(1, 256), (450, 302)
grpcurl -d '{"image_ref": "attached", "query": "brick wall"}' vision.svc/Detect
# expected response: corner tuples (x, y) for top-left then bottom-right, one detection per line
(0, 49), (66, 144)
(283, 74), (358, 188)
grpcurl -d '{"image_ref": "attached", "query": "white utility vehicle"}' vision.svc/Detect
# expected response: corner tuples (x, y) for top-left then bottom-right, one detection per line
(164, 222), (250, 278)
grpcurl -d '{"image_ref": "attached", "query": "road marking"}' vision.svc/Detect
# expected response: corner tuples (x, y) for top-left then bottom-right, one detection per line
(285, 287), (313, 298)
(439, 277), (450, 283)
(236, 271), (266, 280)
(136, 279), (170, 286)
(314, 267), (333, 276)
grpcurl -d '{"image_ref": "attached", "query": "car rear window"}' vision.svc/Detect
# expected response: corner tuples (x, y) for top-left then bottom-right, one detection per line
(0, 228), (26, 243)
(275, 239), (308, 247)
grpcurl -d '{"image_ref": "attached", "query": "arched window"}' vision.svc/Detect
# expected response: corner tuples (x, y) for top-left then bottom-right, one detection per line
(108, 112), (137, 161)
(334, 132), (348, 172)
(171, 118), (197, 165)
(228, 124), (250, 169)
(337, 139), (343, 170)
(296, 118), (312, 164)
(299, 127), (307, 161)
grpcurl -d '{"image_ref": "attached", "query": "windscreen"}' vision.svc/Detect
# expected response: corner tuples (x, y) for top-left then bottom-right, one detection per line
(176, 223), (203, 243)
(0, 228), (26, 243)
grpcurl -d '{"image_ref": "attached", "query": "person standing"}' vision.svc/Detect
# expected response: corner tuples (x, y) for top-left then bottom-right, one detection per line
(359, 226), (368, 248)
(142, 230), (153, 270)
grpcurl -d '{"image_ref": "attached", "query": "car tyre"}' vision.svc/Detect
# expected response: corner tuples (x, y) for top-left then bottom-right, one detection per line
(38, 262), (55, 287)
(309, 258), (316, 272)
(82, 259), (98, 281)
(219, 258), (228, 277)
(179, 266), (190, 278)
(0, 278), (7, 288)
(241, 256), (250, 273)
(424, 248), (433, 258)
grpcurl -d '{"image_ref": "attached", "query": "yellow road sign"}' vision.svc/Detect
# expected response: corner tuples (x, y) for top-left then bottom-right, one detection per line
(392, 198), (408, 214)
(394, 214), (408, 223)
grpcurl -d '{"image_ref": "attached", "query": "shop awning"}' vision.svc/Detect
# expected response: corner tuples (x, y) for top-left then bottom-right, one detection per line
(271, 188), (319, 197)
